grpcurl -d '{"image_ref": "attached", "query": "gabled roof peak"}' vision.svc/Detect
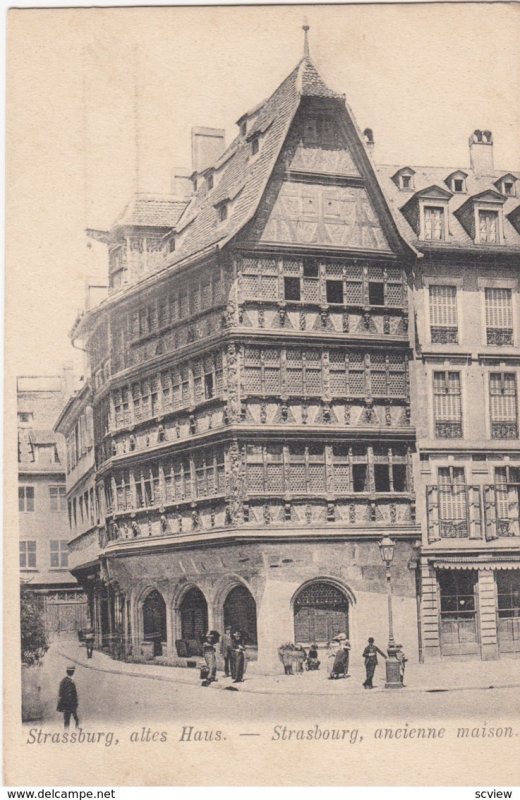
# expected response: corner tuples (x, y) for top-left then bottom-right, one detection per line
(295, 55), (344, 100)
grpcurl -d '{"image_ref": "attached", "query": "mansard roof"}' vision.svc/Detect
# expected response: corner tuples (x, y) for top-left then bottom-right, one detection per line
(377, 163), (520, 251)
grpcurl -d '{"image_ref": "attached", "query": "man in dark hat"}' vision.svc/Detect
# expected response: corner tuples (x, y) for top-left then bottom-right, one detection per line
(231, 630), (246, 683)
(221, 626), (233, 678)
(57, 666), (79, 728)
(362, 637), (386, 689)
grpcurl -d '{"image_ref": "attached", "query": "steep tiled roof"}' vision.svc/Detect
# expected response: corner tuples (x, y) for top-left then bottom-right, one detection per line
(113, 195), (189, 229)
(377, 164), (520, 252)
(168, 57), (344, 266)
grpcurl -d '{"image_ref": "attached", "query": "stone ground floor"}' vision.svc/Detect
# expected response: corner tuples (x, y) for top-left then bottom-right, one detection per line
(74, 536), (520, 672)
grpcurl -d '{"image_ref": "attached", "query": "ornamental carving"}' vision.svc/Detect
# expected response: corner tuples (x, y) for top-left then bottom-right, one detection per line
(431, 327), (458, 344)
(258, 306), (265, 328)
(226, 343), (241, 423)
(299, 310), (306, 331)
(491, 423), (518, 439)
(342, 313), (349, 333)
(435, 422), (463, 439)
(487, 329), (513, 346)
(305, 505), (312, 525)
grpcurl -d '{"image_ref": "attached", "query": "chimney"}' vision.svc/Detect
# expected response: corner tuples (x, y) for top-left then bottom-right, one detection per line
(171, 167), (193, 198)
(363, 128), (375, 154)
(469, 129), (494, 176)
(191, 127), (225, 173)
(61, 362), (75, 399)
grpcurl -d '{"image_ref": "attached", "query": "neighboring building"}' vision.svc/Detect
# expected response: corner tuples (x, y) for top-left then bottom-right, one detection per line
(69, 41), (519, 669)
(18, 369), (88, 638)
(54, 380), (99, 641)
(71, 47), (421, 671)
(379, 134), (520, 661)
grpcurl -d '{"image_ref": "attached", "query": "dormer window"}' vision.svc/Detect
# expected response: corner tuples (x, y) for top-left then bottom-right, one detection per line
(207, 173), (214, 190)
(392, 167), (416, 192)
(401, 185), (452, 242)
(251, 135), (260, 157)
(217, 202), (228, 223)
(168, 236), (176, 253)
(494, 174), (517, 197)
(423, 206), (446, 241)
(455, 189), (506, 245)
(478, 210), (499, 243)
(240, 120), (247, 138)
(446, 171), (468, 194)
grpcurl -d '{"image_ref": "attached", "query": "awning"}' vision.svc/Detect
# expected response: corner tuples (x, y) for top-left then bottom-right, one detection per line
(431, 557), (520, 571)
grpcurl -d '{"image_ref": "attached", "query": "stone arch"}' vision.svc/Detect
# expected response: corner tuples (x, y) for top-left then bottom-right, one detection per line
(141, 588), (167, 657)
(291, 578), (355, 646)
(177, 585), (208, 647)
(223, 584), (258, 646)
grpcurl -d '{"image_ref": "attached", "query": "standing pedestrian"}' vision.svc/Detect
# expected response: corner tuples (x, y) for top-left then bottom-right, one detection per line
(57, 666), (79, 729)
(396, 644), (407, 685)
(231, 630), (246, 683)
(362, 637), (387, 689)
(331, 634), (350, 678)
(221, 626), (233, 678)
(201, 630), (220, 685)
(84, 626), (95, 659)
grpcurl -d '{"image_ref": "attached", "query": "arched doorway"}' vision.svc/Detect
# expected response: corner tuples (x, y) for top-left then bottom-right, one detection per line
(293, 581), (349, 645)
(223, 585), (258, 645)
(179, 587), (208, 652)
(142, 589), (167, 656)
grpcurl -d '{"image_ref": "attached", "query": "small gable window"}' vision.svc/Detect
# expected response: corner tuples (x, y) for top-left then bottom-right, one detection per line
(504, 182), (515, 196)
(168, 236), (176, 253)
(494, 175), (517, 198)
(218, 203), (228, 223)
(392, 167), (416, 192)
(446, 171), (468, 194)
(240, 120), (247, 138)
(251, 135), (260, 156)
(207, 173), (214, 190)
(423, 206), (446, 241)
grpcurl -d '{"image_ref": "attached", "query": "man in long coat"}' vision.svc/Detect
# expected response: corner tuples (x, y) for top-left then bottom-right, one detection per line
(362, 637), (387, 689)
(57, 666), (79, 728)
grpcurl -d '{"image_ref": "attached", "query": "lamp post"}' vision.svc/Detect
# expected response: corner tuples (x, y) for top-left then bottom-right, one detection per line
(378, 536), (403, 689)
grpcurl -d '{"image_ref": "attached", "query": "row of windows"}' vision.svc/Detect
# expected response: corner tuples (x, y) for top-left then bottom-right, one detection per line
(105, 448), (226, 512)
(66, 407), (94, 472)
(244, 347), (407, 398)
(111, 269), (226, 350)
(240, 257), (404, 307)
(438, 570), (519, 622)
(432, 371), (518, 439)
(429, 285), (515, 345)
(19, 540), (69, 569)
(68, 486), (97, 532)
(110, 352), (224, 431)
(245, 444), (410, 494)
(18, 485), (66, 513)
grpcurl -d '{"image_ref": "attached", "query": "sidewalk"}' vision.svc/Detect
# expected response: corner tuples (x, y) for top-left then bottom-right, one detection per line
(56, 641), (520, 696)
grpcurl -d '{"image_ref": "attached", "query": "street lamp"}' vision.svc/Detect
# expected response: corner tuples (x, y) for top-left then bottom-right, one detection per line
(378, 536), (403, 689)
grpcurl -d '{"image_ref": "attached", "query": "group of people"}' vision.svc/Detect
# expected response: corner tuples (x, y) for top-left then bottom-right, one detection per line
(201, 627), (248, 686)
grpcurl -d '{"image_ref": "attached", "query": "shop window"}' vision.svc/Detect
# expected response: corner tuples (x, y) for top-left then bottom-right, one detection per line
(438, 569), (478, 655)
(496, 571), (520, 652)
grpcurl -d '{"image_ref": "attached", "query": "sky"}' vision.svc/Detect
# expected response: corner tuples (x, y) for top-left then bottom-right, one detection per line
(7, 3), (520, 380)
